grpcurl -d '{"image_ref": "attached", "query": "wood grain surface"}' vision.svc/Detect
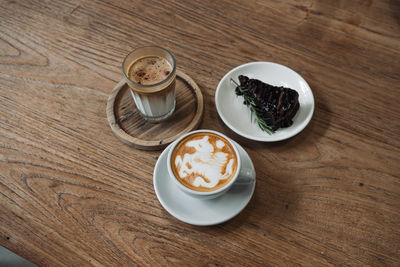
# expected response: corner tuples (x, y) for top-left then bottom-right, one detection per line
(0, 0), (399, 266)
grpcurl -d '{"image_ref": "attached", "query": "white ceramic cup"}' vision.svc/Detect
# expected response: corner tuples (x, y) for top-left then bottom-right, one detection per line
(167, 129), (253, 199)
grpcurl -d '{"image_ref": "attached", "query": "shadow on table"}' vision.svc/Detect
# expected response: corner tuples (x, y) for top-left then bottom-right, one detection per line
(389, 0), (400, 26)
(216, 77), (331, 150)
(212, 79), (332, 227)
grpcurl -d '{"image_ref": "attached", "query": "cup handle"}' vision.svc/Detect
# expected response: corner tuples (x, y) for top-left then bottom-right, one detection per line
(235, 167), (255, 184)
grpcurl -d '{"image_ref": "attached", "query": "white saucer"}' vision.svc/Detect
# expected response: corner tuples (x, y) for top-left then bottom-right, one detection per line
(215, 62), (315, 142)
(153, 140), (256, 226)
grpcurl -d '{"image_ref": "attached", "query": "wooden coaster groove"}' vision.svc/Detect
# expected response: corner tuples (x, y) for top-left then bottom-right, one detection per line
(106, 70), (204, 150)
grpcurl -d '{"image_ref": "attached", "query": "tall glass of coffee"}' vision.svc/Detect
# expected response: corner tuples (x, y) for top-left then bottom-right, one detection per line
(122, 46), (176, 123)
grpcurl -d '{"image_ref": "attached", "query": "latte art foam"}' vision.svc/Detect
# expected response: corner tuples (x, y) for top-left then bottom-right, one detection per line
(171, 132), (238, 192)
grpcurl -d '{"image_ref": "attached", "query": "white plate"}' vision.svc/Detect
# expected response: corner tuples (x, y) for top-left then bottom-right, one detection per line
(153, 140), (256, 226)
(215, 62), (314, 142)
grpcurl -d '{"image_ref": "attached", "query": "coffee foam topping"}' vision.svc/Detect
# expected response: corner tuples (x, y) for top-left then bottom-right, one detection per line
(174, 135), (236, 189)
(128, 56), (172, 85)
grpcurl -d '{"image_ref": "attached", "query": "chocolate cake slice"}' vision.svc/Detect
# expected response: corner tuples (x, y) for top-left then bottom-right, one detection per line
(235, 75), (300, 131)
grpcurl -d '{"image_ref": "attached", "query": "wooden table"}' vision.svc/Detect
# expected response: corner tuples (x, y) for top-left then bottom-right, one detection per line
(1, 0), (399, 266)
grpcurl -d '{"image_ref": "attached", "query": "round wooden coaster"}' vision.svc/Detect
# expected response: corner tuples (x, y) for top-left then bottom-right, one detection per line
(106, 70), (204, 150)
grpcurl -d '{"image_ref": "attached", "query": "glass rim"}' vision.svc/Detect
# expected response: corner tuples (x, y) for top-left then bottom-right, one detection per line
(122, 46), (176, 88)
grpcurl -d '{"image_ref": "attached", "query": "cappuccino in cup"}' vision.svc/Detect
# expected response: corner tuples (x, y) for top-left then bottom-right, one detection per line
(171, 132), (238, 192)
(169, 130), (240, 196)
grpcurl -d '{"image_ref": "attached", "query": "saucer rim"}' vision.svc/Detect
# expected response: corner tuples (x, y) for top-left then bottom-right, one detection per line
(153, 141), (256, 226)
